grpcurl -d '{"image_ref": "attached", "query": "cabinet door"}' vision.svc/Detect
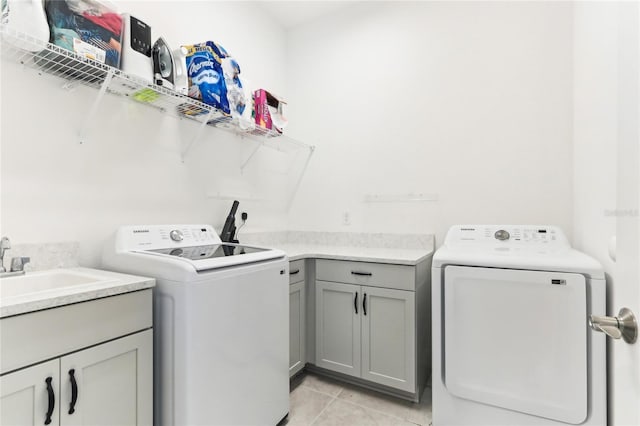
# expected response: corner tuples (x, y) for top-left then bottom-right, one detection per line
(361, 286), (415, 393)
(289, 281), (306, 377)
(60, 330), (153, 426)
(0, 359), (60, 426)
(315, 280), (361, 377)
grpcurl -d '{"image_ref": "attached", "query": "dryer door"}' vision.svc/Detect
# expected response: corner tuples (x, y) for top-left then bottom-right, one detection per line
(443, 266), (588, 424)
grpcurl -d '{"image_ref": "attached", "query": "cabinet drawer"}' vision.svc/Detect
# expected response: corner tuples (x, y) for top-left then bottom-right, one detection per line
(289, 260), (306, 284)
(316, 259), (415, 291)
(1, 290), (152, 375)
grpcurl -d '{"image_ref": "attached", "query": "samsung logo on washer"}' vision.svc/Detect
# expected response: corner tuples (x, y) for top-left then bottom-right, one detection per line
(133, 229), (150, 233)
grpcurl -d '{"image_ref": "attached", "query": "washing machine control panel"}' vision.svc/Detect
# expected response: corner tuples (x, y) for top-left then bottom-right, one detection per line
(445, 225), (569, 249)
(169, 229), (184, 242)
(116, 224), (222, 250)
(494, 230), (510, 240)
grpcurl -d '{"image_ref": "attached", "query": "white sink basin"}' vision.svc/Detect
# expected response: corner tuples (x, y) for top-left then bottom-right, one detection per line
(0, 269), (116, 299)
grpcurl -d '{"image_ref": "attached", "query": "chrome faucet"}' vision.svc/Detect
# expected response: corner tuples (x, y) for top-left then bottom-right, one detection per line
(10, 257), (30, 273)
(0, 237), (11, 273)
(0, 237), (31, 277)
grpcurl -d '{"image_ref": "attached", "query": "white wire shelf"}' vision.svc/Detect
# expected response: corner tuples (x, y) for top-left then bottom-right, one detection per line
(0, 27), (314, 155)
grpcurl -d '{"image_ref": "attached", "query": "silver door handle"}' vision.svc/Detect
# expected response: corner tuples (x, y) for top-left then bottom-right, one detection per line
(589, 308), (637, 344)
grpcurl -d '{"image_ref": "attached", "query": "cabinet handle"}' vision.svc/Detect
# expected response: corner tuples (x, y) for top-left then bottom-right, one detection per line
(354, 292), (358, 314)
(351, 271), (372, 276)
(45, 377), (55, 425)
(68, 369), (78, 415)
(290, 269), (300, 275)
(363, 293), (367, 316)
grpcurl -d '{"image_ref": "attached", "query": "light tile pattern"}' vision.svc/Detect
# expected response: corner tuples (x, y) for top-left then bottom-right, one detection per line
(284, 373), (432, 426)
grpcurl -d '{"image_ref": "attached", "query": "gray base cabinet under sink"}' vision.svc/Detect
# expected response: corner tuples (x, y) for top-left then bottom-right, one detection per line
(0, 290), (153, 426)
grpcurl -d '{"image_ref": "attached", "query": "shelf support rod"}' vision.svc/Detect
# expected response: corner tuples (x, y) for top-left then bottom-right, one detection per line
(240, 141), (263, 173)
(78, 70), (114, 144)
(181, 110), (215, 161)
(286, 145), (315, 211)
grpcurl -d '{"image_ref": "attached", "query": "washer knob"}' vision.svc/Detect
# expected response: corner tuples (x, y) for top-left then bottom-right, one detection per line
(494, 230), (510, 241)
(169, 230), (184, 242)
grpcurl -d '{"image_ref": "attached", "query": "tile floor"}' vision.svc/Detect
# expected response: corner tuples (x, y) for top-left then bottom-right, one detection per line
(283, 372), (433, 426)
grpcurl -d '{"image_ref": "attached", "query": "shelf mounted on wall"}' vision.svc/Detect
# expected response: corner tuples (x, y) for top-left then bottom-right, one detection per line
(0, 27), (315, 165)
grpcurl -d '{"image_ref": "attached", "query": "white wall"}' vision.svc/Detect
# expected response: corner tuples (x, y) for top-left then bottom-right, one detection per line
(0, 1), (291, 266)
(2, 1), (578, 267)
(285, 1), (575, 245)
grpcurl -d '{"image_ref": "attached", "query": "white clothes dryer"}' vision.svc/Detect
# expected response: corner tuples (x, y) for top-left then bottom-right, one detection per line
(432, 225), (606, 425)
(103, 224), (289, 426)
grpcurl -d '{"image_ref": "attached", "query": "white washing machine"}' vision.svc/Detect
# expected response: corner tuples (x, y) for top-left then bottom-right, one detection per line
(102, 224), (289, 426)
(432, 225), (606, 425)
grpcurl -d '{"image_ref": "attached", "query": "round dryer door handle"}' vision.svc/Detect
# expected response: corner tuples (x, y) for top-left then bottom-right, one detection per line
(589, 308), (637, 344)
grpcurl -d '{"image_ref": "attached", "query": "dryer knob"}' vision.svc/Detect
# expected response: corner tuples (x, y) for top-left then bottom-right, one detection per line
(494, 229), (510, 241)
(170, 230), (184, 242)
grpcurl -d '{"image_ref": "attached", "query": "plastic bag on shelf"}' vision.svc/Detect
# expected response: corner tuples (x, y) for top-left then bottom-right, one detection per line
(183, 40), (230, 115)
(222, 56), (251, 121)
(43, 0), (123, 68)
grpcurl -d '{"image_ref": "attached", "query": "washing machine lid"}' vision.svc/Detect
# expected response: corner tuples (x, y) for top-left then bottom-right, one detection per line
(432, 225), (605, 279)
(135, 243), (284, 271)
(113, 224), (285, 271)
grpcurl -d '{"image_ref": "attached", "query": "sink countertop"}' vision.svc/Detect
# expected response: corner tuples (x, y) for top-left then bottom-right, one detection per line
(274, 243), (433, 266)
(0, 267), (155, 318)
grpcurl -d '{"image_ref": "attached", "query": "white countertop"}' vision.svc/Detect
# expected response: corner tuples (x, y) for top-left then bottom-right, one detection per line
(275, 243), (434, 265)
(0, 267), (154, 318)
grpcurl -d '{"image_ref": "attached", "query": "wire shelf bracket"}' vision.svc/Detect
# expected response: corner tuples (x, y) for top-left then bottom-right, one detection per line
(78, 69), (114, 144)
(181, 109), (216, 161)
(240, 141), (264, 173)
(286, 145), (316, 211)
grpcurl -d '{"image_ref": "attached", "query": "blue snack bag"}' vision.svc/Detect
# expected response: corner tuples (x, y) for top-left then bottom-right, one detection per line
(184, 42), (230, 114)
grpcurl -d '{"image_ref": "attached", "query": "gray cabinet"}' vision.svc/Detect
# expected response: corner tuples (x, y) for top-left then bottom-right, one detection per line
(314, 259), (429, 398)
(289, 260), (306, 377)
(361, 286), (415, 393)
(315, 280), (361, 376)
(0, 360), (60, 426)
(0, 291), (153, 426)
(60, 330), (153, 426)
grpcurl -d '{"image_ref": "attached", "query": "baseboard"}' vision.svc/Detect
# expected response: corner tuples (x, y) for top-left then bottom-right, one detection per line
(304, 364), (421, 403)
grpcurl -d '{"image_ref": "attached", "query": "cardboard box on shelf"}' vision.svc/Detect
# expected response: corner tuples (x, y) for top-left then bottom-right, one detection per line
(254, 89), (287, 133)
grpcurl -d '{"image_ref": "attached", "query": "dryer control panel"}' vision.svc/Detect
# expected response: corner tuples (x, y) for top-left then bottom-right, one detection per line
(444, 225), (570, 249)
